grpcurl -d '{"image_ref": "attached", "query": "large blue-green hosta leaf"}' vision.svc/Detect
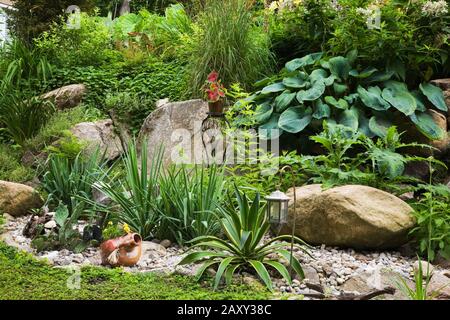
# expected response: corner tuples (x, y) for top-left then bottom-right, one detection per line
(312, 99), (330, 119)
(327, 56), (352, 80)
(282, 75), (308, 89)
(324, 96), (348, 109)
(419, 83), (448, 112)
(357, 85), (390, 111)
(259, 114), (283, 139)
(261, 82), (285, 94)
(410, 112), (445, 140)
(411, 90), (427, 112)
(382, 86), (416, 116)
(349, 67), (378, 79)
(274, 91), (296, 112)
(278, 107), (312, 134)
(255, 102), (273, 123)
(296, 82), (325, 102)
(285, 52), (323, 71)
(363, 70), (395, 84)
(338, 107), (359, 131)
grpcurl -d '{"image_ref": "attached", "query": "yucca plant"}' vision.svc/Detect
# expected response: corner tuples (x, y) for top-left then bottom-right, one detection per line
(42, 149), (110, 216)
(178, 185), (310, 291)
(157, 164), (226, 244)
(94, 140), (163, 240)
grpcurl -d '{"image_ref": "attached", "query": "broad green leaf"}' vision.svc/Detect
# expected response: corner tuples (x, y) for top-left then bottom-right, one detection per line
(296, 81), (325, 102)
(383, 80), (408, 92)
(382, 86), (416, 116)
(349, 67), (378, 79)
(259, 114), (283, 139)
(420, 83), (448, 112)
(358, 112), (375, 138)
(371, 148), (406, 179)
(312, 99), (330, 119)
(274, 91), (297, 112)
(325, 96), (348, 109)
(261, 82), (285, 94)
(265, 261), (292, 285)
(285, 52), (323, 71)
(344, 93), (359, 104)
(253, 77), (272, 88)
(309, 68), (328, 84)
(346, 49), (358, 65)
(410, 112), (445, 140)
(411, 90), (427, 112)
(333, 82), (348, 95)
(214, 257), (234, 290)
(328, 56), (351, 80)
(278, 107), (312, 133)
(255, 102), (273, 123)
(55, 205), (69, 227)
(363, 70), (395, 84)
(249, 260), (273, 291)
(369, 115), (392, 138)
(357, 85), (390, 111)
(339, 107), (359, 131)
(282, 76), (308, 89)
(278, 249), (305, 280)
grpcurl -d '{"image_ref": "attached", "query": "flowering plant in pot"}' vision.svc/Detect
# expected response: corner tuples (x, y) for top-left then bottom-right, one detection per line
(203, 71), (226, 114)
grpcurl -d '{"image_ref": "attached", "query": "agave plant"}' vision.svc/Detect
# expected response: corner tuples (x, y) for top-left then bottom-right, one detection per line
(178, 185), (310, 291)
(247, 51), (447, 140)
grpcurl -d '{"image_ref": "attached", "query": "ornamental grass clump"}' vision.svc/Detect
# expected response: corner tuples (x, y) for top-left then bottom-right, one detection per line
(179, 185), (310, 291)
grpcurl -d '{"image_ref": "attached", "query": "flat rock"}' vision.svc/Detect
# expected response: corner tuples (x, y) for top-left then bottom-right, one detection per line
(41, 84), (86, 109)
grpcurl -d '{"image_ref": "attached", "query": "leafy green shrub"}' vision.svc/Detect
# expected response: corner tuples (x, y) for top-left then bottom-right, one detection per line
(25, 106), (103, 154)
(0, 92), (55, 146)
(187, 0), (274, 94)
(42, 150), (110, 217)
(246, 52), (447, 141)
(157, 165), (226, 244)
(31, 203), (87, 253)
(268, 0), (450, 82)
(94, 141), (164, 240)
(411, 183), (450, 261)
(34, 12), (119, 67)
(179, 186), (309, 291)
(0, 144), (35, 183)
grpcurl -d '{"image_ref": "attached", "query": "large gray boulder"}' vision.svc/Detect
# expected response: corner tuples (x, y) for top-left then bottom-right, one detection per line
(0, 181), (43, 217)
(138, 99), (209, 169)
(281, 184), (416, 249)
(70, 119), (123, 161)
(41, 84), (86, 109)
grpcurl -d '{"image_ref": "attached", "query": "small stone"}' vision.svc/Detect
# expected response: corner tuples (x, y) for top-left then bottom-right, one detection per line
(160, 239), (171, 248)
(44, 221), (57, 229)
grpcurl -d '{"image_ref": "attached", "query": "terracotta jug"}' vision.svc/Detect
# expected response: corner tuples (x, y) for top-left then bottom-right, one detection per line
(100, 233), (142, 267)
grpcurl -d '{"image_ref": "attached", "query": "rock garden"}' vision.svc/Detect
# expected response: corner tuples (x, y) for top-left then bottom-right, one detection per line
(0, 0), (450, 301)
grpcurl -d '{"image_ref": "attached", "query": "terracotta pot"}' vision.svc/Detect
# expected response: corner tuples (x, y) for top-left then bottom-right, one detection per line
(100, 233), (142, 267)
(208, 100), (224, 115)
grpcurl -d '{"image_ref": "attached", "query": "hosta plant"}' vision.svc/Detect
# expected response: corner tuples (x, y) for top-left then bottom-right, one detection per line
(246, 51), (447, 140)
(178, 186), (310, 291)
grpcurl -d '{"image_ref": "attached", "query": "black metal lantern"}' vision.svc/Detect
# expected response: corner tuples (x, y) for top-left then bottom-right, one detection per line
(265, 190), (290, 226)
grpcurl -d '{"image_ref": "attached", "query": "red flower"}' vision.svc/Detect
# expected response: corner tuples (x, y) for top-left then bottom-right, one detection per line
(207, 71), (219, 83)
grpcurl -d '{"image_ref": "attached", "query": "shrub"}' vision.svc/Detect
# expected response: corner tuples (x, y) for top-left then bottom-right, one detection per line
(34, 13), (119, 68)
(0, 91), (55, 146)
(187, 0), (274, 94)
(157, 165), (226, 244)
(0, 144), (35, 183)
(244, 52), (447, 143)
(411, 183), (450, 261)
(268, 0), (450, 83)
(93, 141), (164, 240)
(179, 186), (310, 291)
(42, 150), (110, 217)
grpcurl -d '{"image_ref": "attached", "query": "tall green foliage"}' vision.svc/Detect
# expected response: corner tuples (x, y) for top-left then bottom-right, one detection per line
(188, 0), (274, 94)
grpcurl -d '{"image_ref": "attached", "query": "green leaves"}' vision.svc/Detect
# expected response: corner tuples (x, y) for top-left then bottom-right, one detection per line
(55, 204), (69, 228)
(261, 82), (285, 94)
(255, 102), (273, 123)
(357, 85), (390, 111)
(285, 52), (323, 71)
(179, 188), (308, 292)
(419, 83), (448, 112)
(283, 75), (308, 88)
(369, 116), (392, 138)
(274, 91), (297, 112)
(325, 96), (348, 109)
(410, 112), (445, 140)
(382, 85), (416, 116)
(327, 56), (351, 80)
(279, 107), (312, 133)
(296, 81), (325, 102)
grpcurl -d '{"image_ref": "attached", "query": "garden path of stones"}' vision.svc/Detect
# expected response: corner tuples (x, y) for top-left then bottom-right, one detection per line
(3, 215), (449, 300)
